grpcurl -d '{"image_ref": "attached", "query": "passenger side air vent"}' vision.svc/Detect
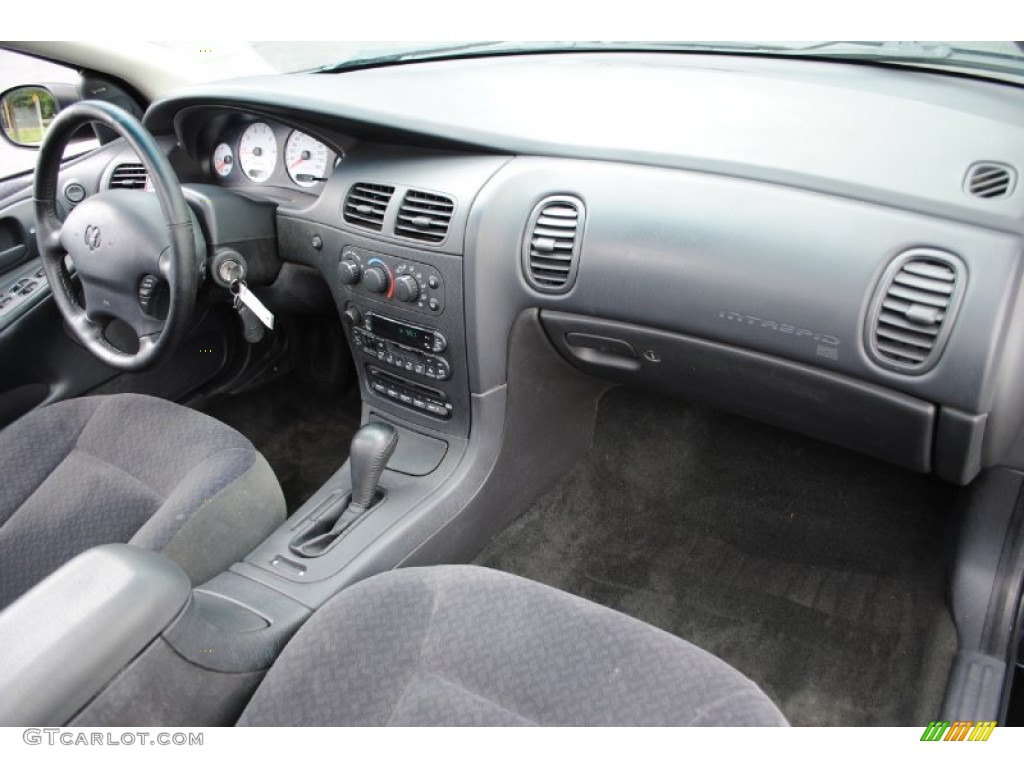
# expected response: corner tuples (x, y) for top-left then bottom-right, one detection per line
(522, 196), (585, 294)
(866, 249), (966, 374)
(965, 162), (1016, 199)
(343, 183), (394, 231)
(107, 163), (148, 190)
(395, 189), (454, 244)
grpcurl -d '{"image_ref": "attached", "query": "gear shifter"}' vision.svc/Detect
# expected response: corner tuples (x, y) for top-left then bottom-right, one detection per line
(347, 421), (399, 514)
(289, 421), (398, 558)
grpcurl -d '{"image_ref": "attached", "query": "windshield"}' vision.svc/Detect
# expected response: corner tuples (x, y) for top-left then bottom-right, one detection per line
(155, 41), (1024, 81)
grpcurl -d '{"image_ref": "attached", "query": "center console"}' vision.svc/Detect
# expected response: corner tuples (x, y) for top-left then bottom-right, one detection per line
(340, 245), (455, 422)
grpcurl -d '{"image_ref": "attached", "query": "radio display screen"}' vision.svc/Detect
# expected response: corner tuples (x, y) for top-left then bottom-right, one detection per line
(373, 316), (432, 349)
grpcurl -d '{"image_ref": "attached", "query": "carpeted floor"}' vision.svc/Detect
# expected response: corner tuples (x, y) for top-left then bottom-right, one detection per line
(202, 376), (362, 513)
(474, 386), (959, 726)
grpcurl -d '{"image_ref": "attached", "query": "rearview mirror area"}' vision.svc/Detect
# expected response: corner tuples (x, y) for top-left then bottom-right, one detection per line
(0, 86), (59, 148)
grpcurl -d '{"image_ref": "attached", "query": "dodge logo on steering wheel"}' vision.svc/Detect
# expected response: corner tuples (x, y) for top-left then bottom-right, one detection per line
(84, 225), (101, 251)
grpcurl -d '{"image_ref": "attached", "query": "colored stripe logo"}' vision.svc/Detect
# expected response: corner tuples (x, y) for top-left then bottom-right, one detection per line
(920, 721), (997, 741)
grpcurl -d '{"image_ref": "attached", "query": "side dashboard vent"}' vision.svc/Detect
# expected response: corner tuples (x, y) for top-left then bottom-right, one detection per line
(866, 249), (966, 374)
(965, 162), (1016, 199)
(107, 163), (148, 190)
(343, 183), (394, 231)
(522, 196), (585, 294)
(395, 189), (454, 244)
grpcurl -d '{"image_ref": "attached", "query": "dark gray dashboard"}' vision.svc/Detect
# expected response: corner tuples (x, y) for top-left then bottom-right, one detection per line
(143, 52), (1024, 484)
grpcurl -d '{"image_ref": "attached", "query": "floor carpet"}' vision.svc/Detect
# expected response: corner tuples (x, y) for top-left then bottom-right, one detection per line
(202, 376), (362, 514)
(474, 386), (959, 726)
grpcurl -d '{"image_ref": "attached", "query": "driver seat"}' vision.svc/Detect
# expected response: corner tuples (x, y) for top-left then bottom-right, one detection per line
(0, 393), (285, 611)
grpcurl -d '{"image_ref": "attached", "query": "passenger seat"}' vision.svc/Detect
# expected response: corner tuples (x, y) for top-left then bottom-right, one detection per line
(238, 566), (787, 726)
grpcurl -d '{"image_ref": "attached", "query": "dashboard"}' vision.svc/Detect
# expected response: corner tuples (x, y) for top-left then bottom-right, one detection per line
(65, 52), (1024, 486)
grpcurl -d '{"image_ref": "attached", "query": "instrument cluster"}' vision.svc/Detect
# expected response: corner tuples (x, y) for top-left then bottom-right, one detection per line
(205, 118), (340, 193)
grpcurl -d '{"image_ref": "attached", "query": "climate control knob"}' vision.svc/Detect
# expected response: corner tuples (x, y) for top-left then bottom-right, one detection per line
(362, 266), (389, 294)
(338, 259), (361, 285)
(393, 275), (420, 303)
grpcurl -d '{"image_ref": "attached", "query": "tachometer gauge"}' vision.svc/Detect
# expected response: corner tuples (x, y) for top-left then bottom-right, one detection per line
(238, 122), (278, 183)
(285, 131), (329, 187)
(212, 142), (234, 178)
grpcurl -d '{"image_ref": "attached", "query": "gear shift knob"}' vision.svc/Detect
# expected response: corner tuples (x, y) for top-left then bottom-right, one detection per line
(348, 422), (398, 512)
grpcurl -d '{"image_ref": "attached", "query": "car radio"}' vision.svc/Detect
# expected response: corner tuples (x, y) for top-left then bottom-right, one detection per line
(349, 310), (451, 382)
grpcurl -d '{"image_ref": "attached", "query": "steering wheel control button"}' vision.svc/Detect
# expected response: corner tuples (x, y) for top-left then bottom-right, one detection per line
(137, 275), (162, 316)
(63, 182), (86, 204)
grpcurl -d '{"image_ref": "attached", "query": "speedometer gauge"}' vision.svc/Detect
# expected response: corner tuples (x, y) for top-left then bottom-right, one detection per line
(212, 143), (234, 178)
(238, 122), (278, 183)
(285, 131), (329, 187)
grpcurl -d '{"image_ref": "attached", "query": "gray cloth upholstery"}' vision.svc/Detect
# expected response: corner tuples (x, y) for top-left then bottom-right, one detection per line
(0, 394), (286, 609)
(238, 566), (788, 726)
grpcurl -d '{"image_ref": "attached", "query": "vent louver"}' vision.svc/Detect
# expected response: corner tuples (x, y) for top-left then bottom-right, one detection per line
(343, 183), (394, 231)
(108, 163), (148, 190)
(867, 250), (965, 374)
(965, 162), (1016, 199)
(395, 189), (454, 244)
(522, 196), (585, 294)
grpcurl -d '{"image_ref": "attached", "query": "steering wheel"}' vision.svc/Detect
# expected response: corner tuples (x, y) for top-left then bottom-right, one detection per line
(34, 101), (202, 371)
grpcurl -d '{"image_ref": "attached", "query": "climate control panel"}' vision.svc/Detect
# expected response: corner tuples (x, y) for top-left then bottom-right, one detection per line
(338, 245), (445, 315)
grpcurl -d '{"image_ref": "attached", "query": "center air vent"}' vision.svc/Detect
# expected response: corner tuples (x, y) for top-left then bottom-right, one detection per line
(866, 249), (966, 374)
(107, 163), (148, 190)
(343, 183), (394, 231)
(522, 196), (585, 294)
(395, 189), (454, 244)
(965, 162), (1016, 199)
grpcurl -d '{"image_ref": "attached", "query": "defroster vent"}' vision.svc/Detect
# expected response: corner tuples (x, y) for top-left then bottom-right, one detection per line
(522, 196), (585, 294)
(107, 163), (148, 190)
(343, 183), (394, 231)
(866, 249), (966, 374)
(395, 189), (454, 244)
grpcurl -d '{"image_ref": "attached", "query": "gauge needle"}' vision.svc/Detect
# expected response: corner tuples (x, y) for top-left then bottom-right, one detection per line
(290, 157), (305, 169)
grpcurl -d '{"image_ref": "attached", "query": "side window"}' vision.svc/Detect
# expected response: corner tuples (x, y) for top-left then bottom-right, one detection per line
(0, 49), (97, 180)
